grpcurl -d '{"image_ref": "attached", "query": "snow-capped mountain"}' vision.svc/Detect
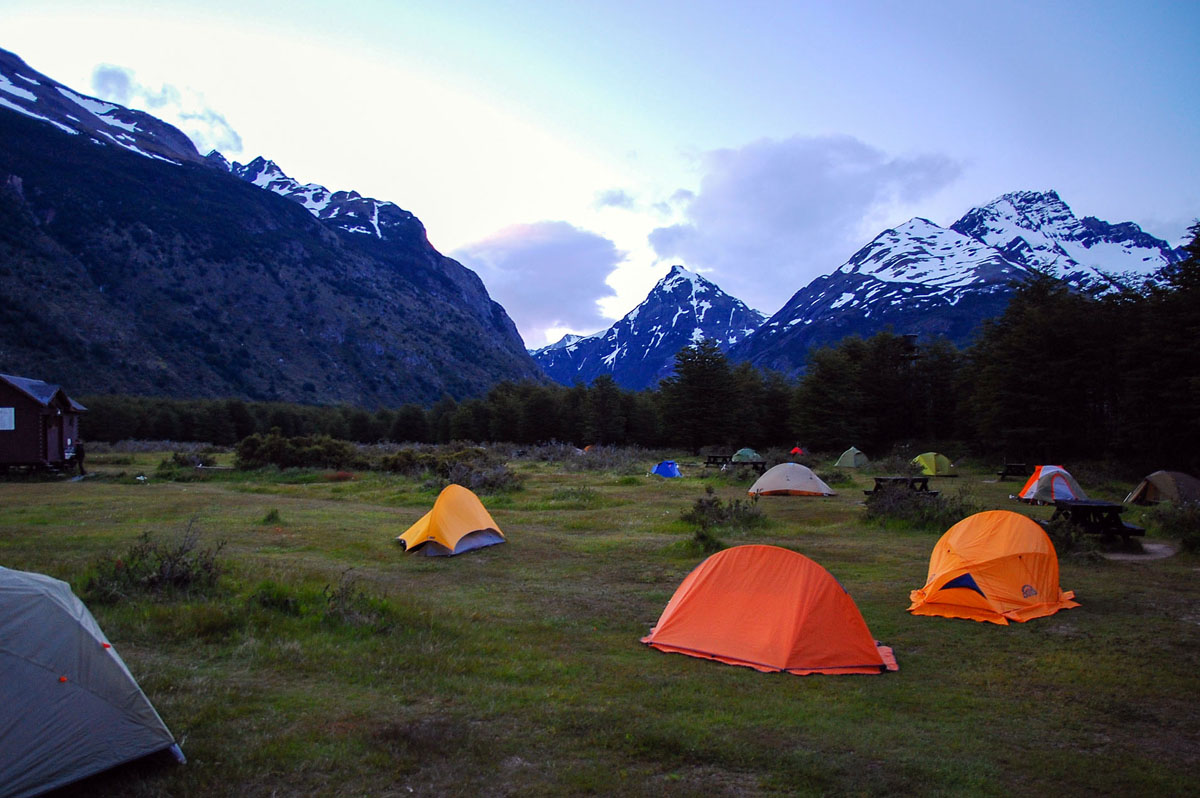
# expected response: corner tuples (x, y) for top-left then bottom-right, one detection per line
(0, 46), (541, 404)
(209, 154), (427, 243)
(951, 190), (1182, 289)
(533, 265), (765, 389)
(0, 48), (204, 165)
(731, 192), (1183, 375)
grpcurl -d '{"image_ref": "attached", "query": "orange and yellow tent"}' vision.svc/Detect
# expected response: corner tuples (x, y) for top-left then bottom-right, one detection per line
(1017, 465), (1087, 504)
(642, 545), (897, 675)
(908, 510), (1079, 624)
(396, 484), (505, 556)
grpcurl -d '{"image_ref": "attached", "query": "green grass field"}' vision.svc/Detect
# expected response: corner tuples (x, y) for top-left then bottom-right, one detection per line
(2, 453), (1197, 797)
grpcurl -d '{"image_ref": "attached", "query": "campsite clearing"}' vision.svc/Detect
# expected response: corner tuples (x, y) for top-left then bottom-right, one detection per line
(1, 452), (1197, 797)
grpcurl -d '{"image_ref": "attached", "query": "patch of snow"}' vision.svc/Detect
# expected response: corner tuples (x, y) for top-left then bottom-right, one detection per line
(57, 86), (117, 116)
(0, 96), (78, 134)
(829, 292), (857, 309)
(14, 73), (40, 85)
(0, 74), (37, 101)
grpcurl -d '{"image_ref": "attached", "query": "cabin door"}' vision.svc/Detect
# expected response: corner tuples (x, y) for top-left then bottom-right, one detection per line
(44, 415), (61, 463)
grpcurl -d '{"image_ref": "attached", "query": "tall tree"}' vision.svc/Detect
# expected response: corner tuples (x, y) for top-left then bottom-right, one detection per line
(658, 339), (736, 453)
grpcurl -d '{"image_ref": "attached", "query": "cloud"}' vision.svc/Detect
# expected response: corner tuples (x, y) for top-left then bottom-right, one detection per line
(594, 188), (635, 209)
(649, 135), (961, 314)
(453, 222), (624, 347)
(91, 65), (243, 157)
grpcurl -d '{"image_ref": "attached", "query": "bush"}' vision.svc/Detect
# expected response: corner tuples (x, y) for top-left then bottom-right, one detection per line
(1146, 501), (1200, 552)
(235, 429), (363, 470)
(80, 519), (226, 603)
(322, 570), (393, 631)
(863, 484), (979, 531)
(562, 445), (644, 474)
(681, 486), (766, 534)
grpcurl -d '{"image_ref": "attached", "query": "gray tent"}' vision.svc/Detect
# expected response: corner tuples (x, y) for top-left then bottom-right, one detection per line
(0, 566), (183, 797)
(835, 447), (869, 468)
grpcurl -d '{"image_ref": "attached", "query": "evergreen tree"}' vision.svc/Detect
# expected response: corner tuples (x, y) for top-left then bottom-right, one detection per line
(659, 339), (736, 453)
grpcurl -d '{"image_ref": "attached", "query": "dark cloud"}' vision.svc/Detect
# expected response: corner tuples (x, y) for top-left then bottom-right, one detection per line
(90, 64), (242, 157)
(453, 222), (623, 347)
(595, 188), (635, 209)
(649, 135), (961, 313)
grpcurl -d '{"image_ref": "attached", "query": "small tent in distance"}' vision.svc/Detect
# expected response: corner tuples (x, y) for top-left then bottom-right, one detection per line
(1125, 471), (1200, 505)
(396, 484), (506, 556)
(731, 447), (762, 462)
(836, 447), (869, 468)
(1017, 465), (1087, 504)
(749, 463), (835, 496)
(908, 510), (1079, 624)
(0, 567), (183, 798)
(642, 545), (897, 675)
(912, 452), (953, 476)
(652, 460), (682, 478)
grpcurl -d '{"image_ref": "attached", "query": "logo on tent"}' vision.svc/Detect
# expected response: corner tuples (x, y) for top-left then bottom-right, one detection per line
(1021, 584), (1038, 598)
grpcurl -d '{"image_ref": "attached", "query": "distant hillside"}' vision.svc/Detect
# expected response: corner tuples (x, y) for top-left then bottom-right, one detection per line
(0, 47), (541, 404)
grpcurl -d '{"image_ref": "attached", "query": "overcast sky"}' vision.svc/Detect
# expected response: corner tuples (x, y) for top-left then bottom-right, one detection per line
(3, 0), (1198, 346)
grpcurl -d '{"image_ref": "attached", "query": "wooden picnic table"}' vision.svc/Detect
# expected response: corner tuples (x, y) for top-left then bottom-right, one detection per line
(864, 476), (939, 496)
(1045, 499), (1144, 540)
(704, 455), (732, 468)
(996, 463), (1030, 480)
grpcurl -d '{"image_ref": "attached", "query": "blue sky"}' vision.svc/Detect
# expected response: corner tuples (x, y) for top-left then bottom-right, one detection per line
(3, 0), (1198, 345)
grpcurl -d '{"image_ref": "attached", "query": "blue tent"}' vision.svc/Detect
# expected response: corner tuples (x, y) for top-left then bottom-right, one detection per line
(652, 460), (682, 478)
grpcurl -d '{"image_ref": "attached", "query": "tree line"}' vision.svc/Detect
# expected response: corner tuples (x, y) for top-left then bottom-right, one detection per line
(81, 224), (1199, 469)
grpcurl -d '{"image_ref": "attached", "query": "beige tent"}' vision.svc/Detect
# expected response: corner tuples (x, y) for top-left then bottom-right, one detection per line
(1125, 471), (1200, 505)
(1016, 465), (1087, 504)
(835, 447), (869, 468)
(749, 463), (836, 496)
(396, 484), (506, 556)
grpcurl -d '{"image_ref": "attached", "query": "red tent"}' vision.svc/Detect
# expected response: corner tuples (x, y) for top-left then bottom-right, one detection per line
(790, 446), (804, 455)
(642, 545), (897, 675)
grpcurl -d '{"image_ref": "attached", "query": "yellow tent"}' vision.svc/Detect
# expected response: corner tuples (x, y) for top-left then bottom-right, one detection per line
(912, 452), (953, 476)
(396, 484), (505, 556)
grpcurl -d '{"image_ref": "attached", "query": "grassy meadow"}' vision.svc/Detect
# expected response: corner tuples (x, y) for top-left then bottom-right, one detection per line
(2, 450), (1198, 797)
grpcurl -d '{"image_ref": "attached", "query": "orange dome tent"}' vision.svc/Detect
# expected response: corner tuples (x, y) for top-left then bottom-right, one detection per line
(396, 484), (505, 556)
(908, 510), (1079, 624)
(1016, 465), (1087, 504)
(642, 545), (897, 675)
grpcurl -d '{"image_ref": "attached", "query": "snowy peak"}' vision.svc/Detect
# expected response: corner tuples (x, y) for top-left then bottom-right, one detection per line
(0, 47), (204, 165)
(951, 190), (1183, 288)
(532, 265), (765, 389)
(841, 217), (1022, 289)
(223, 155), (425, 243)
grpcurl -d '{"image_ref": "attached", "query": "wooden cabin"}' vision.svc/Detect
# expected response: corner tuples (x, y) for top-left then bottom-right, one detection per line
(0, 373), (87, 470)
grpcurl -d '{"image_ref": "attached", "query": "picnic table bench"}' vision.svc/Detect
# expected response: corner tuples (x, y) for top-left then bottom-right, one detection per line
(864, 476), (939, 497)
(1042, 499), (1144, 541)
(704, 455), (732, 468)
(996, 463), (1030, 480)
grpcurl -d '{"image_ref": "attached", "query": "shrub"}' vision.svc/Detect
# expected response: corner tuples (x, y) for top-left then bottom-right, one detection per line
(562, 445), (644, 474)
(1145, 501), (1200, 552)
(322, 570), (393, 631)
(681, 486), (766, 534)
(80, 519), (226, 603)
(863, 484), (979, 531)
(818, 468), (854, 487)
(235, 429), (363, 470)
(259, 508), (282, 525)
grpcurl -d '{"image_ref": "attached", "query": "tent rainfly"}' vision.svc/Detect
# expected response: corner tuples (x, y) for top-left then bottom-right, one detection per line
(651, 460), (682, 478)
(908, 510), (1079, 624)
(748, 463), (835, 496)
(642, 545), (897, 675)
(912, 452), (953, 476)
(835, 447), (869, 468)
(1016, 465), (1087, 504)
(731, 447), (762, 462)
(0, 567), (183, 798)
(1125, 471), (1200, 505)
(396, 484), (506, 556)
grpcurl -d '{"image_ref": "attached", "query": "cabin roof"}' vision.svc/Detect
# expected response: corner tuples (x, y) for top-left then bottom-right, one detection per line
(0, 373), (87, 411)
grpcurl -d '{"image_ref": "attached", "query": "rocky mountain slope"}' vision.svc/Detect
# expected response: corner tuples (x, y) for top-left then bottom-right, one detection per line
(532, 265), (764, 389)
(731, 191), (1183, 375)
(0, 47), (540, 404)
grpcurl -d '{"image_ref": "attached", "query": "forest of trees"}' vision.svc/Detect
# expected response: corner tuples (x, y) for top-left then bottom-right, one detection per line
(80, 224), (1200, 470)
